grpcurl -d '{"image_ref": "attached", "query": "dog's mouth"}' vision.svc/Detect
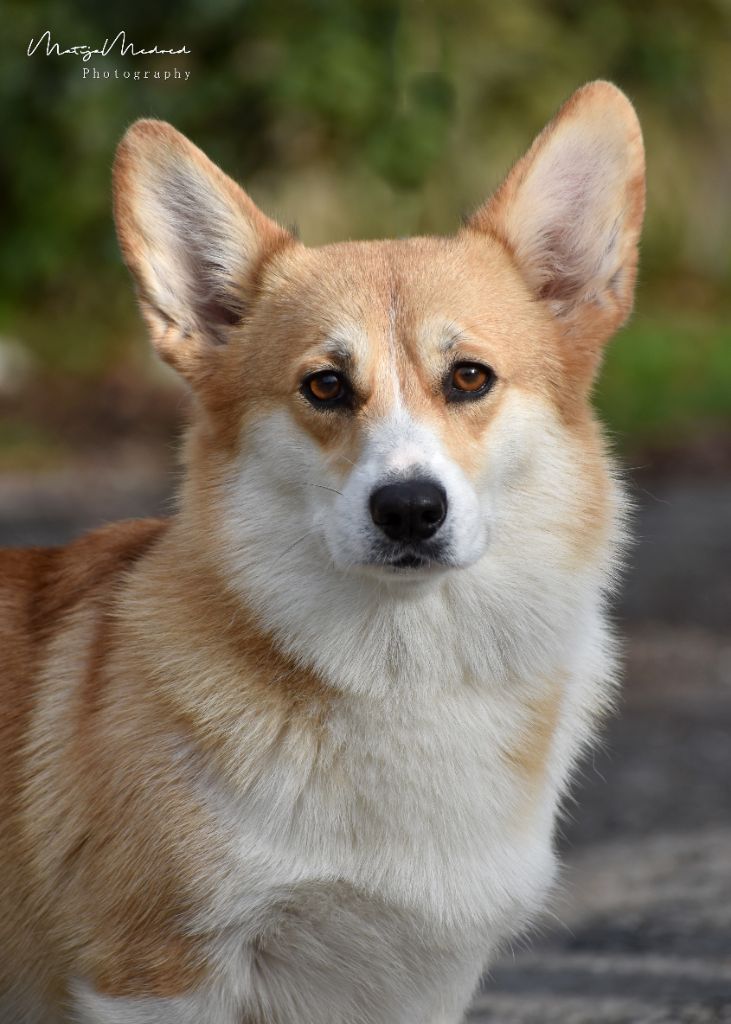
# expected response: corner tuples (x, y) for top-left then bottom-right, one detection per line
(389, 552), (430, 570)
(378, 540), (452, 574)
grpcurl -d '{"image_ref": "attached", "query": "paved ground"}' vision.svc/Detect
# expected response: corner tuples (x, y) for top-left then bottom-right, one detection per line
(1, 460), (729, 1022)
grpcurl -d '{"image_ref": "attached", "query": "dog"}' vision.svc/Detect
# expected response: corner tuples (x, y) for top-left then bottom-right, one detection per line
(0, 80), (645, 1023)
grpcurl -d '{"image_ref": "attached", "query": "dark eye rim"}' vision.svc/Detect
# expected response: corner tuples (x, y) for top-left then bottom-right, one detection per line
(300, 369), (353, 410)
(444, 361), (497, 403)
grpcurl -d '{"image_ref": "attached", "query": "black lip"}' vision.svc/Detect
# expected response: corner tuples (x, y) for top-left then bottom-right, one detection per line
(370, 539), (449, 571)
(390, 553), (430, 569)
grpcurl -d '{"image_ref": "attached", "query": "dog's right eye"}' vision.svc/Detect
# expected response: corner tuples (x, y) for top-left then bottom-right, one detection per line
(301, 370), (352, 409)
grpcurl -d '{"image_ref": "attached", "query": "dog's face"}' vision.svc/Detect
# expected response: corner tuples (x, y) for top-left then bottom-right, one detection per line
(214, 235), (567, 580)
(114, 82), (644, 591)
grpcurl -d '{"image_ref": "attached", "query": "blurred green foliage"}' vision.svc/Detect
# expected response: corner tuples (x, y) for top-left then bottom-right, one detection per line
(598, 316), (731, 445)
(0, 0), (729, 446)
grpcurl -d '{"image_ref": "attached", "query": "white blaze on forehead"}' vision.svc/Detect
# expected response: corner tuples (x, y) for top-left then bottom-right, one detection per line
(386, 442), (429, 474)
(366, 405), (440, 476)
(385, 299), (403, 409)
(373, 409), (440, 477)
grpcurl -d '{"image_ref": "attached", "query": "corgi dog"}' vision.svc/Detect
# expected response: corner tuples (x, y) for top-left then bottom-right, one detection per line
(0, 80), (645, 1024)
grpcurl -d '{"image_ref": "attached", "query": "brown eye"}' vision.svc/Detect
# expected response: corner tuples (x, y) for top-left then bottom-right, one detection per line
(446, 362), (495, 402)
(302, 370), (351, 408)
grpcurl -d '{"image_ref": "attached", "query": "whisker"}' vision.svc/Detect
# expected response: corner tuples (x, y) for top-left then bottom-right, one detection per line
(308, 484), (344, 497)
(333, 454), (357, 468)
(274, 531), (312, 565)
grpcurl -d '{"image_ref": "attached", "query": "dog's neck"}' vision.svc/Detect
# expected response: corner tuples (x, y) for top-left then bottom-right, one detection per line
(133, 501), (611, 706)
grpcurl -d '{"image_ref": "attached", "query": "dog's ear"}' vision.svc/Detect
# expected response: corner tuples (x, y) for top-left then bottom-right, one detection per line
(466, 81), (645, 379)
(113, 120), (294, 379)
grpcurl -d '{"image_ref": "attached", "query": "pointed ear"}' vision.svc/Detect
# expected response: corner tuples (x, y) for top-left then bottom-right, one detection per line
(467, 81), (645, 362)
(113, 120), (294, 379)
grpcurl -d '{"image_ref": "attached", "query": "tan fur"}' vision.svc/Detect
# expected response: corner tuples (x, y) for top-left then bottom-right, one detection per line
(0, 81), (644, 1021)
(501, 680), (565, 808)
(0, 518), (348, 1009)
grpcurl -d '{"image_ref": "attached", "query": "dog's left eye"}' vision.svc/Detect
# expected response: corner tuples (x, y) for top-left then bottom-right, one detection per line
(301, 370), (351, 409)
(446, 362), (496, 402)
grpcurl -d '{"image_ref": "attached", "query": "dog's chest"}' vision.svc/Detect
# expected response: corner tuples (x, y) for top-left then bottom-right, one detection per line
(200, 680), (559, 990)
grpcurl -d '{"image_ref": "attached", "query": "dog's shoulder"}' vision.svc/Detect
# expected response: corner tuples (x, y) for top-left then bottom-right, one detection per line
(0, 517), (168, 623)
(0, 517), (169, 720)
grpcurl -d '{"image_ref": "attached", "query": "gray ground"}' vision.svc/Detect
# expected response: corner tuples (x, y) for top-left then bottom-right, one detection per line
(1, 461), (729, 1022)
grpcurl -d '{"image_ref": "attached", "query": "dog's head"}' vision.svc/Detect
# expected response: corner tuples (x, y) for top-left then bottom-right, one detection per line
(114, 82), (644, 598)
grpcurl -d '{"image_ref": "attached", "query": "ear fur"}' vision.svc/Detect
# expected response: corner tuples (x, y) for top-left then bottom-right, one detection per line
(467, 81), (645, 364)
(113, 120), (294, 378)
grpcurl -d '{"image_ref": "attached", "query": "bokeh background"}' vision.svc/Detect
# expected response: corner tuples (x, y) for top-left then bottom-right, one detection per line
(1, 3), (730, 1021)
(1, 0), (730, 467)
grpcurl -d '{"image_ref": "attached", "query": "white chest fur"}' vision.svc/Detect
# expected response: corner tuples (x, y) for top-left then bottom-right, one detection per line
(189, 610), (608, 1024)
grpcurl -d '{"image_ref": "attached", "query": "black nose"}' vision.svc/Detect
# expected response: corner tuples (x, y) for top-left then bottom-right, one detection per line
(369, 479), (448, 542)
